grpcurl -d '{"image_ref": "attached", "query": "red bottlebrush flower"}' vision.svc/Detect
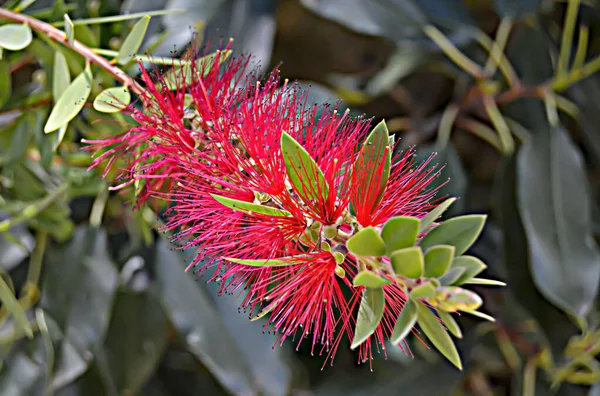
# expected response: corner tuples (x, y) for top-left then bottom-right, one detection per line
(84, 48), (447, 369)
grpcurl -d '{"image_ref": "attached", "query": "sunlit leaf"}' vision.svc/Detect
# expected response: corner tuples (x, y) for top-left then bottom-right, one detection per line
(351, 287), (385, 349)
(52, 51), (70, 103)
(281, 131), (328, 203)
(381, 216), (420, 253)
(390, 299), (417, 344)
(353, 270), (392, 288)
(410, 281), (437, 298)
(437, 310), (462, 338)
(163, 50), (232, 90)
(211, 194), (291, 217)
(423, 245), (455, 278)
(117, 15), (150, 65)
(44, 64), (92, 133)
(450, 255), (487, 285)
(63, 14), (74, 45)
(419, 215), (486, 256)
(390, 246), (424, 279)
(461, 278), (506, 286)
(438, 267), (466, 286)
(416, 302), (462, 369)
(346, 226), (386, 257)
(419, 197), (457, 233)
(0, 23), (33, 51)
(93, 86), (131, 113)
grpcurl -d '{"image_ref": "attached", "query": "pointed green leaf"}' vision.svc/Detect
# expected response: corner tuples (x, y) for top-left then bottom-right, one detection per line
(420, 197), (457, 232)
(450, 255), (487, 285)
(350, 287), (385, 350)
(64, 14), (75, 45)
(416, 302), (462, 369)
(390, 299), (417, 344)
(44, 64), (92, 133)
(424, 245), (455, 278)
(163, 50), (232, 90)
(437, 310), (462, 338)
(353, 270), (392, 288)
(410, 281), (437, 298)
(0, 273), (33, 338)
(0, 23), (33, 51)
(461, 278), (506, 286)
(390, 246), (423, 279)
(53, 124), (68, 151)
(464, 310), (495, 322)
(281, 131), (328, 202)
(0, 60), (10, 108)
(117, 15), (150, 65)
(419, 215), (487, 255)
(352, 120), (391, 210)
(437, 287), (483, 313)
(224, 255), (310, 267)
(211, 194), (291, 217)
(93, 87), (131, 113)
(52, 51), (70, 103)
(346, 227), (386, 257)
(438, 267), (466, 286)
(381, 216), (420, 252)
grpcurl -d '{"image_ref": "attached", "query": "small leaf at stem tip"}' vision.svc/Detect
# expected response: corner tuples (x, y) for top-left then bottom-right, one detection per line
(0, 23), (33, 51)
(117, 15), (151, 65)
(93, 87), (131, 113)
(416, 301), (462, 370)
(352, 119), (391, 211)
(346, 227), (386, 257)
(223, 256), (310, 267)
(281, 131), (328, 203)
(437, 309), (462, 339)
(390, 299), (418, 344)
(250, 303), (276, 322)
(335, 265), (346, 278)
(450, 255), (487, 285)
(390, 246), (424, 279)
(52, 51), (70, 103)
(419, 197), (457, 233)
(211, 193), (291, 217)
(423, 245), (455, 278)
(353, 270), (392, 288)
(64, 14), (75, 45)
(461, 278), (506, 286)
(419, 215), (487, 256)
(351, 287), (385, 350)
(410, 281), (437, 298)
(44, 64), (93, 133)
(381, 216), (420, 253)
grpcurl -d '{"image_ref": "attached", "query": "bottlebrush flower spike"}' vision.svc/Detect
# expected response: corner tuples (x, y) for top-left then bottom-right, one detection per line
(84, 48), (502, 370)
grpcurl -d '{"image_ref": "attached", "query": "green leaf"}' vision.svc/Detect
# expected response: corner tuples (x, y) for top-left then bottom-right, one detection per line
(352, 120), (391, 211)
(437, 310), (462, 338)
(53, 125), (68, 151)
(224, 256), (310, 267)
(281, 131), (328, 202)
(163, 50), (232, 90)
(52, 51), (70, 103)
(0, 60), (11, 108)
(436, 287), (483, 313)
(410, 281), (437, 298)
(64, 14), (74, 45)
(423, 245), (455, 278)
(93, 87), (131, 113)
(44, 64), (92, 133)
(53, 9), (185, 27)
(0, 23), (33, 51)
(517, 126), (600, 318)
(416, 302), (462, 369)
(353, 270), (392, 288)
(450, 255), (487, 285)
(346, 227), (386, 257)
(464, 310), (495, 322)
(5, 114), (33, 167)
(381, 216), (420, 252)
(390, 246), (424, 279)
(438, 267), (467, 286)
(350, 287), (385, 350)
(390, 299), (418, 344)
(211, 193), (291, 217)
(419, 197), (457, 233)
(117, 15), (150, 65)
(419, 215), (487, 256)
(0, 273), (32, 338)
(461, 278), (506, 286)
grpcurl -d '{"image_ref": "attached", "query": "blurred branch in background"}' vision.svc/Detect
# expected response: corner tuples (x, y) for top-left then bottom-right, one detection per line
(0, 0), (599, 395)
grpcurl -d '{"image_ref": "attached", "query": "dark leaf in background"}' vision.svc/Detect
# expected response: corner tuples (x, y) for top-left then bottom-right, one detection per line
(567, 76), (600, 167)
(0, 219), (34, 272)
(506, 24), (554, 86)
(517, 126), (600, 319)
(494, 154), (580, 359)
(494, 0), (543, 18)
(40, 227), (119, 390)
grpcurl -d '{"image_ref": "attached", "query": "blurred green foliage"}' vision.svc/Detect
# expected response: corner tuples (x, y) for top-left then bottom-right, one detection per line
(1, 0), (600, 394)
